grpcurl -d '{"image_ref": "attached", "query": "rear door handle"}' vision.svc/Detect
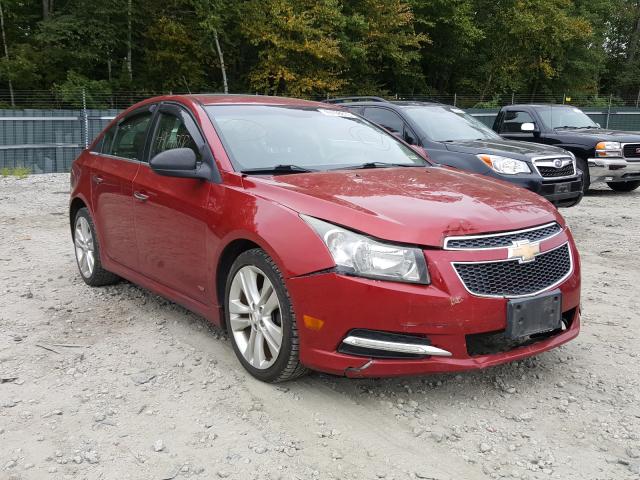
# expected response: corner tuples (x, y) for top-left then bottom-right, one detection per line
(92, 175), (104, 184)
(133, 191), (149, 202)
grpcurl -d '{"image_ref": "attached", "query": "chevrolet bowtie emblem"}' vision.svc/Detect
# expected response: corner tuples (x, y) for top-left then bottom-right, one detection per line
(508, 240), (540, 263)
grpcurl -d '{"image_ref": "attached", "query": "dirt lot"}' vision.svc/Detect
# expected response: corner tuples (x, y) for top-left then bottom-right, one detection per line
(1, 173), (639, 480)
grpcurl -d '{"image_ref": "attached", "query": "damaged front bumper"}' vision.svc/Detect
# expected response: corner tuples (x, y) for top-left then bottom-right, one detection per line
(588, 157), (640, 183)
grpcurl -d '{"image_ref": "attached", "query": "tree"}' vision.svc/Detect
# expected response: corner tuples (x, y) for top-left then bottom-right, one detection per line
(240, 0), (346, 96)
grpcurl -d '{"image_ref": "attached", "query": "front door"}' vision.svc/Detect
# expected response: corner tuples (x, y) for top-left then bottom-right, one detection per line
(89, 109), (152, 269)
(132, 104), (211, 303)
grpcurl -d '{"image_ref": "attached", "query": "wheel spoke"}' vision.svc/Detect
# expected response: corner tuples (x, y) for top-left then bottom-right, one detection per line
(86, 251), (94, 274)
(74, 235), (84, 249)
(229, 314), (251, 332)
(257, 281), (273, 308)
(261, 289), (279, 315)
(243, 328), (256, 364)
(261, 318), (282, 356)
(239, 269), (260, 306)
(81, 220), (91, 244)
(229, 299), (251, 315)
(254, 330), (266, 367)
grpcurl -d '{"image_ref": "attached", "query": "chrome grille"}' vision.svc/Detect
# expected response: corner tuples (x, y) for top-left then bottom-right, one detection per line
(623, 143), (640, 159)
(444, 223), (561, 250)
(537, 163), (575, 178)
(453, 243), (572, 297)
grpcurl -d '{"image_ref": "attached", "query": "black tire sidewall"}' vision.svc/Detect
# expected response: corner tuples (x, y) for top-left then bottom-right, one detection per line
(577, 157), (590, 193)
(224, 249), (296, 383)
(607, 180), (640, 192)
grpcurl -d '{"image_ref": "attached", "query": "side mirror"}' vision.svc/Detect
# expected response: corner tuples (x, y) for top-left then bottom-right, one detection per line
(521, 122), (537, 132)
(150, 148), (209, 179)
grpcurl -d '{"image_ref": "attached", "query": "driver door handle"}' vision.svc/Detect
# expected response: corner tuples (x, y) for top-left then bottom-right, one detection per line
(133, 191), (149, 202)
(92, 175), (104, 184)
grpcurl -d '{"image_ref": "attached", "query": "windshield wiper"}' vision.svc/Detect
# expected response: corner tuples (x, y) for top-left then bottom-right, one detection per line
(339, 162), (422, 170)
(240, 164), (317, 175)
(554, 126), (579, 130)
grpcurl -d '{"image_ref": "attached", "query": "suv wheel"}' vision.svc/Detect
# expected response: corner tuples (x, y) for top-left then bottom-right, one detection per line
(73, 208), (119, 286)
(577, 157), (590, 193)
(607, 180), (640, 192)
(225, 249), (307, 383)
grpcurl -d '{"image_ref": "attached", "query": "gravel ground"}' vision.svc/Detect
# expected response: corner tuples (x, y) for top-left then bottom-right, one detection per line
(1, 173), (639, 480)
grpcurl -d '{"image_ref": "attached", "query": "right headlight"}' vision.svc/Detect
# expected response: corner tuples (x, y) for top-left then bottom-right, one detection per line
(300, 215), (430, 284)
(595, 141), (622, 157)
(477, 154), (531, 175)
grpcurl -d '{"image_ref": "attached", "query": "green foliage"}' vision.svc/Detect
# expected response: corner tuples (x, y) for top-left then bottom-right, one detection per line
(1, 166), (31, 178)
(53, 72), (112, 108)
(0, 0), (639, 101)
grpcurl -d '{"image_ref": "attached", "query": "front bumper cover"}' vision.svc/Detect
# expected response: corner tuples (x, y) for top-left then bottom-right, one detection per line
(588, 157), (640, 183)
(287, 232), (581, 378)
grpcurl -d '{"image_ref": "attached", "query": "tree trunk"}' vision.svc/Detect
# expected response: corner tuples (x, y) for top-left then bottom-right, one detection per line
(628, 5), (640, 65)
(126, 0), (132, 84)
(213, 29), (228, 94)
(0, 0), (15, 107)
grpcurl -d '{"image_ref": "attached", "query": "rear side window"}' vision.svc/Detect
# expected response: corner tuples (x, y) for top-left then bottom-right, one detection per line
(150, 113), (201, 162)
(499, 110), (535, 133)
(110, 113), (152, 161)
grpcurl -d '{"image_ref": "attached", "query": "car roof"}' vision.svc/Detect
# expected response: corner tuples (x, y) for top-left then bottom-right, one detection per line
(338, 100), (447, 108)
(506, 104), (577, 108)
(134, 93), (333, 109)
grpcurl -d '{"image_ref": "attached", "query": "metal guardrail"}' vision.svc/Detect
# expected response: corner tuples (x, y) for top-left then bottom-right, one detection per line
(3, 107), (640, 174)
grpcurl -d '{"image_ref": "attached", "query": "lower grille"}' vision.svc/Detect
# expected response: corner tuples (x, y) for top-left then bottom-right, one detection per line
(453, 243), (572, 297)
(537, 163), (575, 178)
(466, 308), (576, 356)
(623, 143), (640, 158)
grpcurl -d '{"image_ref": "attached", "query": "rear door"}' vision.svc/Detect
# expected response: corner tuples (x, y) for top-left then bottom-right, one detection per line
(132, 103), (211, 303)
(89, 107), (153, 269)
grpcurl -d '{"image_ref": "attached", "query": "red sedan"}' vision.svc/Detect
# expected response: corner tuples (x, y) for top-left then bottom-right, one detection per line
(69, 95), (580, 382)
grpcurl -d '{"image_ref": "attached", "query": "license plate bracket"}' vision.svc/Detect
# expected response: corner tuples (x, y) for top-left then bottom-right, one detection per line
(506, 289), (562, 339)
(554, 182), (571, 194)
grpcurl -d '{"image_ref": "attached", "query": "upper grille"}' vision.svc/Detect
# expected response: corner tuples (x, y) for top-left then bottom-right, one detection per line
(623, 143), (640, 158)
(445, 223), (561, 250)
(453, 243), (571, 297)
(537, 163), (575, 178)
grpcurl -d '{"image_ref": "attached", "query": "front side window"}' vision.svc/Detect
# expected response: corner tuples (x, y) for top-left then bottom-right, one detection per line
(404, 106), (501, 142)
(499, 110), (535, 134)
(362, 107), (405, 135)
(206, 105), (426, 171)
(99, 125), (116, 154)
(151, 113), (201, 162)
(111, 113), (152, 160)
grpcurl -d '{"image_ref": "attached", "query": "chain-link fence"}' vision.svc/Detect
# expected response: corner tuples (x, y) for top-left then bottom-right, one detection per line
(2, 89), (640, 174)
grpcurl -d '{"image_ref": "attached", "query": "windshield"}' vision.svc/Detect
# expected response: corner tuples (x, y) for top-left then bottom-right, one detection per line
(205, 105), (427, 172)
(536, 106), (598, 129)
(403, 106), (502, 142)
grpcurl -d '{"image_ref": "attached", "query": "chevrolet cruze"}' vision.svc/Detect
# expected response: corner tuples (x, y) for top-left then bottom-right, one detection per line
(69, 95), (581, 382)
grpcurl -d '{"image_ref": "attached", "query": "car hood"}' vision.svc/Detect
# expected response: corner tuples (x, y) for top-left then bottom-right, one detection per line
(443, 138), (568, 160)
(555, 128), (640, 142)
(243, 167), (563, 248)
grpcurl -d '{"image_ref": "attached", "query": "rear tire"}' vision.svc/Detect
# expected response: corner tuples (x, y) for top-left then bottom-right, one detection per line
(606, 181), (640, 192)
(73, 208), (120, 287)
(225, 249), (308, 383)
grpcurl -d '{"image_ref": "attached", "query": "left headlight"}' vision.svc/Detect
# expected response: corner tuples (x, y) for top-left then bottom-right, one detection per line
(300, 215), (430, 284)
(477, 154), (531, 175)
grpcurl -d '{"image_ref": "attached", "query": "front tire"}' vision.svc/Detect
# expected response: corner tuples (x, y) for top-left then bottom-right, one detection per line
(73, 208), (119, 286)
(607, 180), (640, 192)
(225, 249), (307, 383)
(577, 157), (590, 193)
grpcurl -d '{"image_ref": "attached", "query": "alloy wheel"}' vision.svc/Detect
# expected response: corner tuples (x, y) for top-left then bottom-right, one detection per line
(74, 216), (95, 278)
(228, 265), (283, 370)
